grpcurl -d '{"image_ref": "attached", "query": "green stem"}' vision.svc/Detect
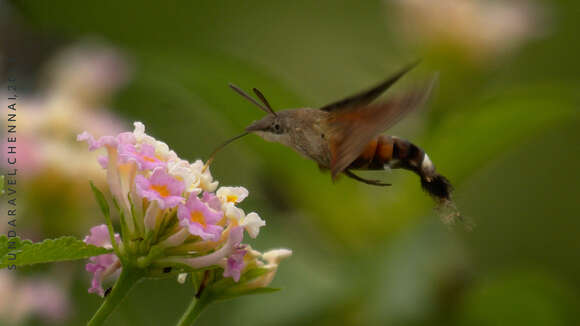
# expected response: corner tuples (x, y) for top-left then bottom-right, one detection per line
(176, 296), (210, 326)
(87, 267), (143, 326)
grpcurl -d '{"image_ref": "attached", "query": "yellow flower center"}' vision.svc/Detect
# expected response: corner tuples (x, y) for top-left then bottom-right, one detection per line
(150, 184), (170, 197)
(143, 155), (158, 163)
(226, 195), (238, 203)
(190, 211), (206, 227)
(142, 152), (164, 163)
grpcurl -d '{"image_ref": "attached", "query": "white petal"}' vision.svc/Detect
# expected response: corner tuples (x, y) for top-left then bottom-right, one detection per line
(262, 249), (292, 265)
(225, 204), (245, 221)
(201, 176), (218, 192)
(191, 160), (219, 192)
(241, 212), (266, 238)
(168, 159), (201, 193)
(133, 121), (145, 140)
(177, 273), (188, 284)
(216, 186), (249, 204)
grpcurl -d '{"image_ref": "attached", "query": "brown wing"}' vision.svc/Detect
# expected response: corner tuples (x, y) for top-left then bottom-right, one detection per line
(319, 61), (420, 112)
(327, 76), (437, 179)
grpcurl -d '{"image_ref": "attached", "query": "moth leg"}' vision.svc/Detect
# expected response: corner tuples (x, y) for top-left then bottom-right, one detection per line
(344, 170), (391, 187)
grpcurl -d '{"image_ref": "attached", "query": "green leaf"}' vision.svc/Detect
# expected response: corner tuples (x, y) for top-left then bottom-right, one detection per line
(89, 181), (120, 255)
(0, 175), (4, 196)
(240, 287), (281, 295)
(111, 196), (131, 251)
(0, 236), (112, 268)
(240, 267), (271, 281)
(214, 287), (281, 302)
(90, 181), (110, 220)
(0, 236), (32, 259)
(207, 268), (281, 302)
(203, 267), (271, 295)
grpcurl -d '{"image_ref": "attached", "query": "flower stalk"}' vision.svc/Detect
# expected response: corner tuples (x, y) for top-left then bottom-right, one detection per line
(87, 266), (144, 326)
(176, 295), (210, 326)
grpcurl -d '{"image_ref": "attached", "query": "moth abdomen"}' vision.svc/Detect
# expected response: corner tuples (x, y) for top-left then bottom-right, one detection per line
(349, 135), (453, 202)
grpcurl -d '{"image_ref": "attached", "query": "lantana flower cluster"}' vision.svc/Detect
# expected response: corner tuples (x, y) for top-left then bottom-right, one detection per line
(79, 122), (291, 297)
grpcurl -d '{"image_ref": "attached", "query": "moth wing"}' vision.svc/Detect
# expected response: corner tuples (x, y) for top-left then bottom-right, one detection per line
(319, 61), (419, 112)
(327, 77), (436, 178)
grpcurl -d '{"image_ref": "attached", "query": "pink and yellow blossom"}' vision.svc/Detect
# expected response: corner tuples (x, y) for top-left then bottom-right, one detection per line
(80, 121), (291, 297)
(135, 168), (185, 209)
(83, 225), (121, 297)
(178, 193), (224, 241)
(119, 143), (167, 171)
(223, 246), (247, 282)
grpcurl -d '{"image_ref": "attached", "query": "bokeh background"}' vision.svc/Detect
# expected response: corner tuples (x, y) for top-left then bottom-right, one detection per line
(1, 0), (579, 325)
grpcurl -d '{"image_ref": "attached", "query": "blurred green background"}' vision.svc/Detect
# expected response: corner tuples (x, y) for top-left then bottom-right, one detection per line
(1, 0), (579, 325)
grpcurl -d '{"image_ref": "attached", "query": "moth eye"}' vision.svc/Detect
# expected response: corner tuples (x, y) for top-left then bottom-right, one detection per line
(273, 123), (282, 133)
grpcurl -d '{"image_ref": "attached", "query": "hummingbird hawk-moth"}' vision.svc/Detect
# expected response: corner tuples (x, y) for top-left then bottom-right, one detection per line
(215, 63), (458, 220)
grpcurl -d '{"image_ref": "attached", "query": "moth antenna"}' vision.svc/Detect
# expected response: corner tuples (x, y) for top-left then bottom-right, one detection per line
(252, 88), (277, 116)
(202, 132), (249, 172)
(229, 84), (274, 116)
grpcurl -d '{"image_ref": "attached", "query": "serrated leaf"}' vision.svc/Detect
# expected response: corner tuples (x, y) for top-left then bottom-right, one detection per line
(0, 236), (112, 268)
(0, 236), (32, 259)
